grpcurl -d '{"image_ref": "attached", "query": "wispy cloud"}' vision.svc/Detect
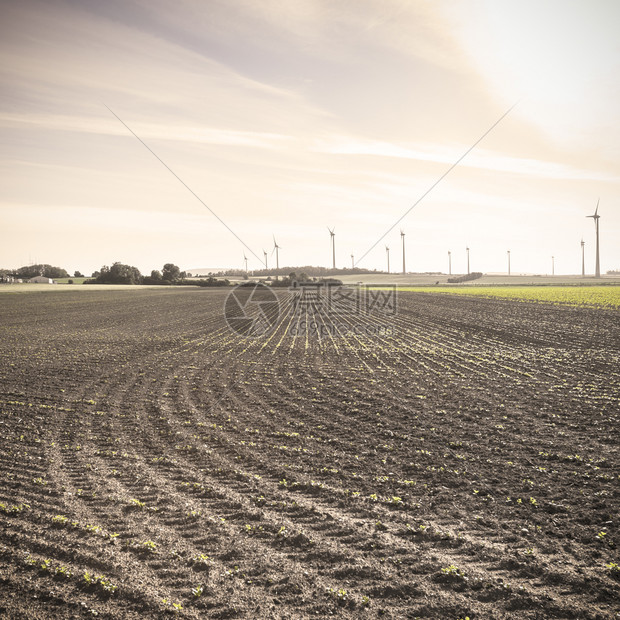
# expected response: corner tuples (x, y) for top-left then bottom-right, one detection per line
(313, 135), (620, 182)
(0, 112), (290, 150)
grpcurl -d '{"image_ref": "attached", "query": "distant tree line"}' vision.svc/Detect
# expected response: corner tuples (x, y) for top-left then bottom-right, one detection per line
(215, 265), (378, 278)
(194, 277), (230, 287)
(447, 272), (483, 283)
(89, 262), (188, 285)
(0, 262), (235, 286)
(86, 262), (229, 286)
(271, 272), (343, 287)
(90, 262), (144, 285)
(0, 264), (70, 279)
(270, 271), (311, 287)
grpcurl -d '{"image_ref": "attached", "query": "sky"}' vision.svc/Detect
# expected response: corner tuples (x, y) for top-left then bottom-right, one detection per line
(1, 0), (619, 276)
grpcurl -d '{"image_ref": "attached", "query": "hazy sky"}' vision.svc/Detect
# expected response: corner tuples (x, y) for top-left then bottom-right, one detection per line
(1, 0), (619, 275)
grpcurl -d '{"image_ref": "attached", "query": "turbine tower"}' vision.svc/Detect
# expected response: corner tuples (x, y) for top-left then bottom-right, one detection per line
(448, 250), (452, 275)
(587, 200), (601, 278)
(385, 245), (390, 273)
(243, 253), (248, 274)
(263, 249), (268, 271)
(400, 230), (406, 274)
(351, 254), (354, 269)
(466, 245), (470, 275)
(507, 250), (511, 276)
(551, 255), (555, 276)
(272, 235), (281, 270)
(581, 239), (585, 278)
(328, 227), (336, 269)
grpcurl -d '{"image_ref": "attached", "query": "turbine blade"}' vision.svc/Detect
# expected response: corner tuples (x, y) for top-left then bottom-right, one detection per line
(595, 198), (599, 217)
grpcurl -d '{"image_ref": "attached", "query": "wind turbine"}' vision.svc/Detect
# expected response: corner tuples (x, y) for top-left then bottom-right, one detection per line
(400, 230), (406, 274)
(551, 255), (555, 276)
(272, 235), (281, 270)
(448, 250), (452, 275)
(581, 239), (585, 278)
(263, 249), (268, 271)
(243, 252), (248, 274)
(328, 227), (336, 269)
(351, 254), (354, 269)
(466, 245), (470, 275)
(587, 200), (601, 278)
(385, 245), (390, 274)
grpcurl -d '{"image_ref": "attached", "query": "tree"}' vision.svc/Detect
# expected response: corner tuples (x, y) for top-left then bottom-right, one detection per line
(74, 271), (84, 278)
(92, 262), (142, 285)
(143, 270), (163, 285)
(162, 263), (181, 282)
(16, 264), (69, 279)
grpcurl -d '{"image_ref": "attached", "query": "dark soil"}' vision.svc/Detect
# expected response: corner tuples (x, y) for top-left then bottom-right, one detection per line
(0, 288), (618, 618)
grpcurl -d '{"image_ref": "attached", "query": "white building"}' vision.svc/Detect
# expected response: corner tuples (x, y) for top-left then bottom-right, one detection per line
(28, 276), (55, 284)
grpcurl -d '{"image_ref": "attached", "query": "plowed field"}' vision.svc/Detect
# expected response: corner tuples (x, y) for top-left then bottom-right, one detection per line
(0, 287), (618, 619)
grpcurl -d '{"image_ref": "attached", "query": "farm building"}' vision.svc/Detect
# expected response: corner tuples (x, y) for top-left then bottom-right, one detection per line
(27, 276), (55, 284)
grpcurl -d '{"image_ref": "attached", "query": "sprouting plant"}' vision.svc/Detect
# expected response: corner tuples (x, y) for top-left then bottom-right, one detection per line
(83, 571), (117, 593)
(605, 561), (619, 577)
(191, 553), (211, 570)
(24, 554), (37, 567)
(54, 565), (73, 579)
(52, 514), (69, 525)
(441, 565), (467, 580)
(192, 585), (204, 598)
(224, 565), (240, 578)
(328, 587), (349, 604)
(129, 498), (145, 509)
(140, 540), (157, 553)
(0, 503), (30, 515)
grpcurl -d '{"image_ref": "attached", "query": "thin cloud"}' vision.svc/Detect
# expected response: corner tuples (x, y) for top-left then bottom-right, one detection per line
(313, 136), (620, 182)
(0, 112), (290, 149)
